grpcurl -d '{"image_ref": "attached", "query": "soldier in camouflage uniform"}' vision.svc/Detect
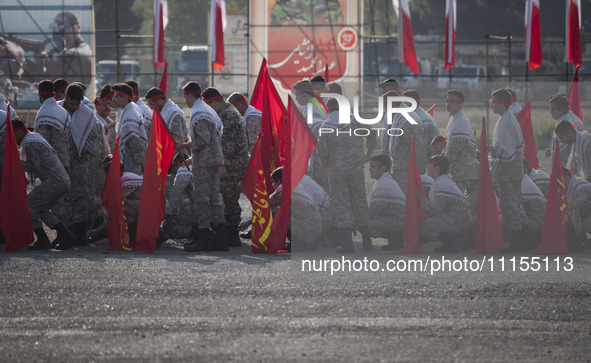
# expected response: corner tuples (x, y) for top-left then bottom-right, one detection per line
(125, 80), (152, 136)
(317, 98), (372, 253)
(176, 82), (226, 252)
(163, 155), (195, 239)
(203, 87), (249, 247)
(403, 89), (440, 165)
(13, 119), (77, 250)
(524, 160), (550, 199)
(112, 83), (148, 176)
(382, 91), (422, 193)
(62, 84), (102, 245)
(521, 172), (546, 246)
(227, 92), (261, 154)
(144, 87), (190, 156)
(418, 156), (472, 252)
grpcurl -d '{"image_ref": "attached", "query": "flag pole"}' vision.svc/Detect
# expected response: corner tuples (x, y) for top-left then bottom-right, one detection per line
(211, 61), (215, 87)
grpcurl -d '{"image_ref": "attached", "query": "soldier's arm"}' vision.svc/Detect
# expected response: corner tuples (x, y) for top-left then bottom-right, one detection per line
(189, 118), (210, 153)
(35, 124), (52, 143)
(166, 175), (191, 215)
(170, 114), (188, 143)
(569, 187), (591, 210)
(246, 115), (261, 151)
(20, 143), (41, 173)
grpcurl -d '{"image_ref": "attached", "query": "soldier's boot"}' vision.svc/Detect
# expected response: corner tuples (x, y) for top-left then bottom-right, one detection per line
(212, 224), (229, 252)
(27, 228), (51, 250)
(0, 229), (5, 244)
(239, 228), (252, 239)
(156, 228), (168, 249)
(225, 225), (242, 247)
(73, 221), (89, 246)
(335, 228), (355, 254)
(435, 232), (460, 253)
(184, 228), (217, 252)
(53, 223), (77, 250)
(358, 225), (373, 252)
(382, 233), (403, 251)
(522, 224), (537, 251)
(503, 229), (526, 253)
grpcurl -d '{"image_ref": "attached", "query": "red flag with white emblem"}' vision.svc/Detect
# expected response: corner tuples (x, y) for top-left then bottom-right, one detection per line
(444, 0), (456, 71)
(393, 0), (419, 74)
(525, 0), (542, 70)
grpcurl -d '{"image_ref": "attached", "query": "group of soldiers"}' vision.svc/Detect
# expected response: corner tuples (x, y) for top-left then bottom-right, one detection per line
(0, 74), (590, 254)
(282, 77), (591, 253)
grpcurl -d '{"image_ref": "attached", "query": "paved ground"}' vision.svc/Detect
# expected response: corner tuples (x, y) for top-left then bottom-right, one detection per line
(1, 238), (590, 362)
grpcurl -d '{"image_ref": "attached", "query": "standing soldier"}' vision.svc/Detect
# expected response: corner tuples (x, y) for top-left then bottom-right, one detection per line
(12, 119), (77, 250)
(227, 92), (261, 154)
(62, 84), (101, 245)
(95, 84), (117, 151)
(125, 80), (152, 135)
(203, 87), (249, 247)
(111, 83), (147, 175)
(176, 82), (226, 252)
(545, 93), (584, 163)
(144, 87), (190, 155)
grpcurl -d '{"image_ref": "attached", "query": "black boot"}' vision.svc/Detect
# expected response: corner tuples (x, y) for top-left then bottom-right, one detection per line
(53, 223), (77, 250)
(225, 225), (241, 247)
(212, 224), (229, 251)
(382, 233), (403, 251)
(435, 232), (460, 252)
(184, 228), (217, 252)
(0, 229), (5, 244)
(27, 228), (51, 250)
(335, 228), (355, 254)
(72, 221), (89, 246)
(503, 229), (526, 253)
(156, 228), (168, 249)
(358, 225), (373, 252)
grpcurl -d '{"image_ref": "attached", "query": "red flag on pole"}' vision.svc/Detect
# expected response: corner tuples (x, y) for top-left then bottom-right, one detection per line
(324, 64), (329, 82)
(568, 66), (582, 121)
(102, 137), (132, 251)
(153, 0), (168, 69)
(525, 0), (542, 70)
(0, 107), (34, 251)
(474, 117), (506, 253)
(250, 58), (286, 193)
(516, 102), (540, 170)
(210, 0), (226, 71)
(266, 97), (318, 253)
(427, 104), (436, 117)
(158, 62), (168, 94)
(444, 0), (456, 71)
(393, 0), (420, 74)
(537, 139), (569, 254)
(136, 109), (176, 253)
(566, 0), (582, 67)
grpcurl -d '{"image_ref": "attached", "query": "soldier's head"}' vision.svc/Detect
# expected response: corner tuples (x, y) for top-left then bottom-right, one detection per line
(182, 81), (201, 108)
(491, 89), (512, 115)
(94, 96), (109, 118)
(12, 118), (28, 145)
(292, 80), (314, 106)
(403, 89), (421, 107)
(271, 166), (283, 190)
(228, 92), (248, 116)
(555, 119), (577, 145)
(369, 154), (391, 180)
(124, 80), (140, 101)
(427, 155), (450, 179)
(378, 78), (400, 95)
(98, 83), (114, 110)
(64, 84), (84, 114)
(53, 78), (69, 100)
(506, 88), (518, 103)
(38, 80), (55, 103)
(326, 82), (342, 95)
(548, 93), (569, 120)
(202, 87), (225, 113)
(111, 83), (134, 109)
(310, 75), (326, 94)
(431, 135), (447, 154)
(326, 98), (339, 114)
(145, 87), (167, 112)
(383, 90), (401, 108)
(446, 90), (464, 115)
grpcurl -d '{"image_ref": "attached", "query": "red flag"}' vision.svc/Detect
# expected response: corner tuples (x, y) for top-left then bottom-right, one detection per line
(536, 139), (569, 254)
(153, 0), (168, 69)
(250, 58), (286, 192)
(568, 66), (582, 121)
(0, 107), (34, 251)
(444, 0), (456, 71)
(474, 117), (505, 253)
(566, 0), (582, 67)
(266, 97), (318, 253)
(102, 138), (132, 251)
(210, 0), (226, 71)
(427, 104), (436, 117)
(525, 0), (542, 70)
(158, 62), (168, 94)
(516, 102), (540, 170)
(136, 109), (176, 253)
(393, 0), (419, 74)
(324, 64), (329, 82)
(242, 137), (274, 253)
(393, 137), (427, 254)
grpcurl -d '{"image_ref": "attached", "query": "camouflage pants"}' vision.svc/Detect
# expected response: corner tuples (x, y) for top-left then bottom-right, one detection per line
(28, 178), (70, 229)
(69, 155), (91, 223)
(392, 169), (408, 195)
(328, 169), (369, 229)
(221, 175), (243, 226)
(164, 199), (194, 239)
(419, 212), (471, 242)
(193, 166), (225, 229)
(498, 180), (528, 231)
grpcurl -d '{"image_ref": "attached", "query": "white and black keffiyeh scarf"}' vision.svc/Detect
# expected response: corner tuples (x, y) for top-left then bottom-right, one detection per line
(70, 103), (95, 156)
(190, 98), (222, 135)
(35, 97), (69, 135)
